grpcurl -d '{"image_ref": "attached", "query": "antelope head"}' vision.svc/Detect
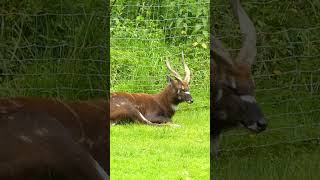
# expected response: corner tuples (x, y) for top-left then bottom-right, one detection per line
(212, 0), (267, 133)
(165, 52), (193, 104)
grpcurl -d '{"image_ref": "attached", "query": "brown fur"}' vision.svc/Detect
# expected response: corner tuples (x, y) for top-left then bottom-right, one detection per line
(211, 0), (267, 158)
(110, 80), (192, 125)
(110, 54), (192, 126)
(0, 97), (109, 180)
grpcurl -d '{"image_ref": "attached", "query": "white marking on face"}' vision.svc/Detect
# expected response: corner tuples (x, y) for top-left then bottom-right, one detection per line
(248, 123), (258, 131)
(19, 135), (32, 143)
(184, 91), (190, 95)
(230, 76), (236, 88)
(115, 103), (120, 107)
(120, 102), (126, 105)
(171, 104), (178, 111)
(216, 89), (223, 102)
(240, 95), (256, 103)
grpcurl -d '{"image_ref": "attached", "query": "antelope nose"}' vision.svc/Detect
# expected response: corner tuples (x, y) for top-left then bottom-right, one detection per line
(187, 99), (193, 104)
(257, 119), (267, 131)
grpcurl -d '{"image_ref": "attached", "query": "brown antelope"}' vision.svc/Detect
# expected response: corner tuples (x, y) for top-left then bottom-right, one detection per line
(110, 52), (193, 126)
(211, 0), (267, 157)
(0, 97), (109, 180)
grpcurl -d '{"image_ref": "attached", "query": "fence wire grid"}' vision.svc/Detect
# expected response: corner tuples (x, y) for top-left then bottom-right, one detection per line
(0, 1), (108, 100)
(110, 0), (210, 111)
(213, 0), (320, 152)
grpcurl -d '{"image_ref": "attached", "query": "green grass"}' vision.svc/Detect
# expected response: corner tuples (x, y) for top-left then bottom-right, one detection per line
(110, 108), (210, 180)
(211, 1), (320, 179)
(212, 95), (320, 179)
(212, 141), (320, 180)
(110, 7), (209, 179)
(1, 0), (107, 99)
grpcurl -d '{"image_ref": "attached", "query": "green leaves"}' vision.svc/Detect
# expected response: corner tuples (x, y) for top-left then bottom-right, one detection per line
(111, 0), (208, 46)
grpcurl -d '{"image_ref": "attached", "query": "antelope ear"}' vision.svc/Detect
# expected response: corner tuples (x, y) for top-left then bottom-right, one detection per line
(167, 76), (181, 89)
(167, 75), (175, 85)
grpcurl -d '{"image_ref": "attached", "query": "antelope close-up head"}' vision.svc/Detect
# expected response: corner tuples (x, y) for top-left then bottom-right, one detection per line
(166, 52), (193, 104)
(211, 0), (267, 156)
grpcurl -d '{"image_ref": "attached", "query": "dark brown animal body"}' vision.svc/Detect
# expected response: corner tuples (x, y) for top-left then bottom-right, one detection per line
(211, 0), (267, 157)
(110, 53), (193, 126)
(111, 85), (186, 125)
(0, 97), (109, 180)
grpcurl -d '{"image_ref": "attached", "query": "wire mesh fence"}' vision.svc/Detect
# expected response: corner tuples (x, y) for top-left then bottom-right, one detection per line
(110, 0), (210, 111)
(212, 0), (320, 152)
(0, 0), (108, 100)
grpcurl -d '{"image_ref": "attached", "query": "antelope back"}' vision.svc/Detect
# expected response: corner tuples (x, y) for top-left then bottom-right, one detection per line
(0, 97), (109, 179)
(211, 0), (267, 134)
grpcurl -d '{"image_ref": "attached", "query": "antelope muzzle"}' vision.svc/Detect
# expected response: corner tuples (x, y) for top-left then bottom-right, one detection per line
(239, 95), (267, 133)
(184, 92), (193, 104)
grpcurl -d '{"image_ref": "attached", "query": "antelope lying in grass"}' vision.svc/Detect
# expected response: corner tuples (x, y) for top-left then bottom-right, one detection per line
(110, 52), (193, 126)
(0, 97), (109, 180)
(211, 0), (267, 157)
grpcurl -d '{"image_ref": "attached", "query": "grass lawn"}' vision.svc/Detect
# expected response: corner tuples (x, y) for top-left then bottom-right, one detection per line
(210, 78), (320, 179)
(110, 108), (210, 180)
(212, 141), (320, 180)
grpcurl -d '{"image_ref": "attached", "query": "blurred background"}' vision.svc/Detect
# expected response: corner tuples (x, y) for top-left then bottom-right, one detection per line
(0, 0), (108, 100)
(212, 0), (320, 179)
(110, 0), (209, 110)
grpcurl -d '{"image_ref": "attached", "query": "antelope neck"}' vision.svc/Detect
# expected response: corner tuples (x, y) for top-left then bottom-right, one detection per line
(156, 85), (180, 106)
